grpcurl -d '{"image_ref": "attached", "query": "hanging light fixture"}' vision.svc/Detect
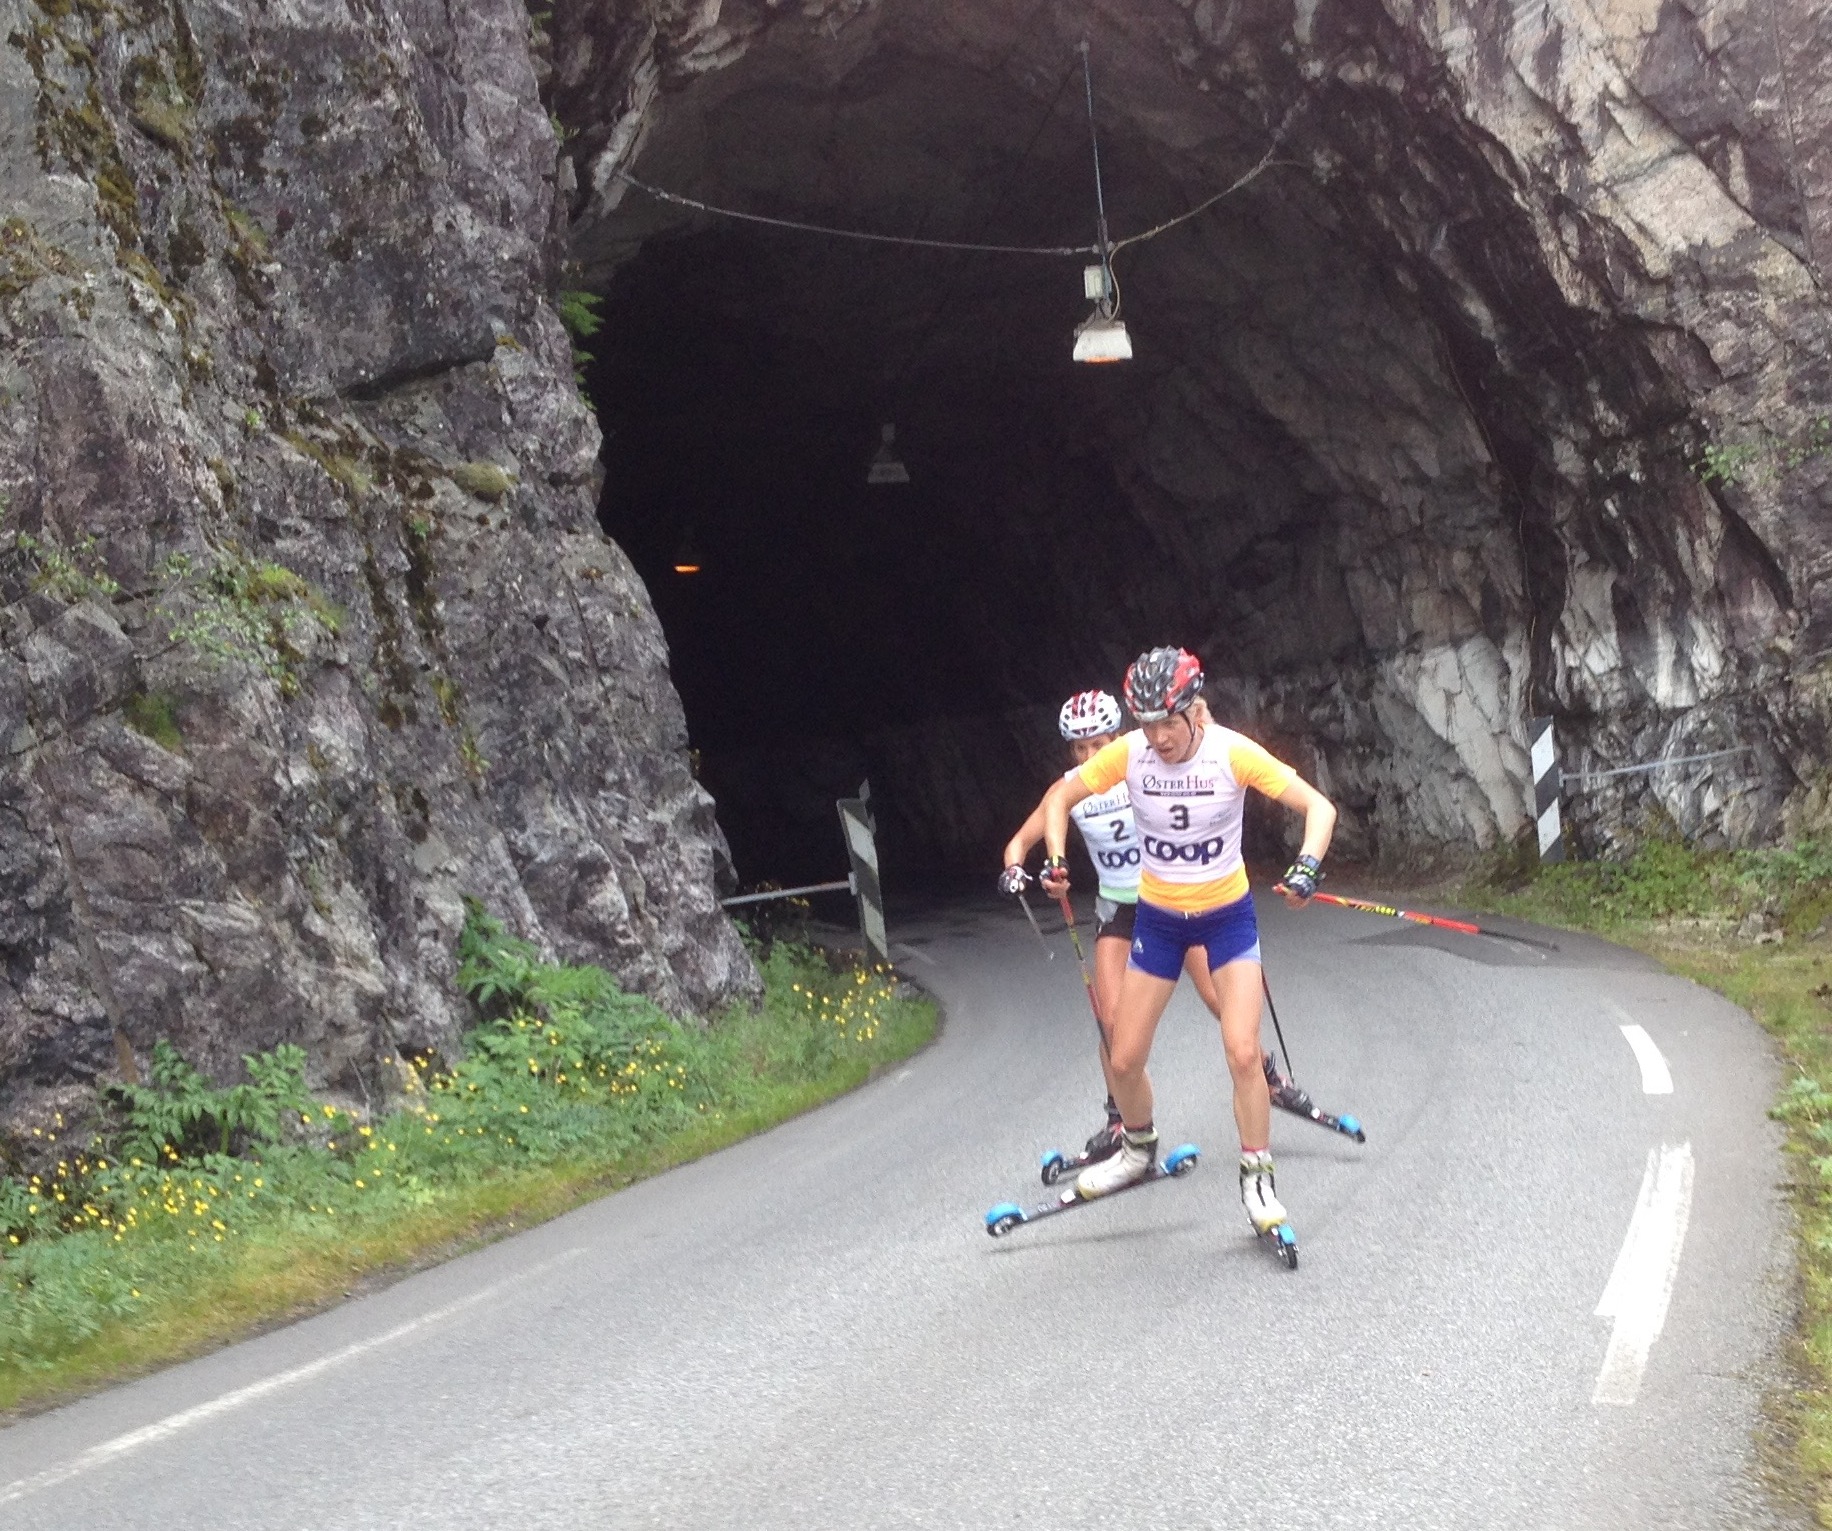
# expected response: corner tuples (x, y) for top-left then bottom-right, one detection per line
(1073, 264), (1132, 363)
(1072, 41), (1132, 365)
(672, 528), (702, 574)
(866, 423), (910, 485)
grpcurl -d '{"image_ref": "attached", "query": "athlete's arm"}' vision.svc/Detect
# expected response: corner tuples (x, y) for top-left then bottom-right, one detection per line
(1001, 797), (1049, 872)
(1274, 777), (1336, 907)
(1040, 774), (1096, 889)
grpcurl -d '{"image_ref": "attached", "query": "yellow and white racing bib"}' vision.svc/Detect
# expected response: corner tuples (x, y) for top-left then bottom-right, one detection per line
(1078, 726), (1296, 913)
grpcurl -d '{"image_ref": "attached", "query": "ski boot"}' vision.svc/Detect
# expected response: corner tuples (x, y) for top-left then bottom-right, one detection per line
(1039, 1109), (1124, 1185)
(1076, 1127), (1158, 1199)
(1240, 1149), (1299, 1269)
(1263, 1053), (1367, 1144)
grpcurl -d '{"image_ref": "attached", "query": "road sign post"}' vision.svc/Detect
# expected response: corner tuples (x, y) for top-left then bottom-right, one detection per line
(836, 784), (889, 967)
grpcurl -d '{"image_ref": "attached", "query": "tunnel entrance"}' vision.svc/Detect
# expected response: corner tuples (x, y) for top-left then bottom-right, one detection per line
(564, 3), (1801, 885)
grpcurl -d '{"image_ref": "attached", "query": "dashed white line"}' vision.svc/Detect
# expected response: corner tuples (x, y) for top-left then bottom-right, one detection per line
(0, 1247), (584, 1504)
(1618, 1023), (1674, 1095)
(1593, 1142), (1694, 1406)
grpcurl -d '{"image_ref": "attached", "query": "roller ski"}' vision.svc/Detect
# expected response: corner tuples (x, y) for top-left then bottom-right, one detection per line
(1241, 1150), (1299, 1270)
(1264, 1053), (1366, 1144)
(985, 1140), (1200, 1237)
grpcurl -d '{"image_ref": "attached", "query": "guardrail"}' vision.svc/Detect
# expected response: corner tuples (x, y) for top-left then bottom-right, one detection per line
(1529, 717), (1754, 864)
(718, 781), (891, 966)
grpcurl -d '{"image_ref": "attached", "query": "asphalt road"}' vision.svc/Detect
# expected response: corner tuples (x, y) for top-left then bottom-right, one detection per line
(0, 895), (1803, 1528)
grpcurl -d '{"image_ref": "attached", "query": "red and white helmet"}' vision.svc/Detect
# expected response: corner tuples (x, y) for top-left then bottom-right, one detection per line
(1059, 689), (1124, 741)
(1124, 647), (1204, 721)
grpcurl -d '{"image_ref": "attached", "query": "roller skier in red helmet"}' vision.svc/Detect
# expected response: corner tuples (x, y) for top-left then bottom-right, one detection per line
(1000, 689), (1228, 1172)
(1039, 648), (1337, 1245)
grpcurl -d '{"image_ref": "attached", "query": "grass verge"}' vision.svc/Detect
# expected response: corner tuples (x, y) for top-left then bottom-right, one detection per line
(0, 908), (936, 1420)
(1448, 840), (1832, 1523)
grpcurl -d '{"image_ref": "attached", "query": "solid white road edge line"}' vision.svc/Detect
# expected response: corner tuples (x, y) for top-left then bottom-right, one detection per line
(0, 1247), (585, 1504)
(894, 944), (938, 967)
(1593, 1143), (1694, 1406)
(1617, 1022), (1674, 1095)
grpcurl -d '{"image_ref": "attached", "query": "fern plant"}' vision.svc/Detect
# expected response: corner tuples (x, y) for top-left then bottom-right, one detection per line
(105, 1041), (312, 1162)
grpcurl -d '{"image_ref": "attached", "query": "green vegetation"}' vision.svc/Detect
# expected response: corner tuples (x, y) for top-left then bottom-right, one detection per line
(450, 461), (513, 501)
(1459, 838), (1832, 1520)
(156, 549), (342, 696)
(0, 906), (934, 1415)
(1697, 417), (1832, 488)
(556, 288), (603, 389)
(9, 529), (120, 603)
(122, 691), (182, 753)
(0, 215), (78, 300)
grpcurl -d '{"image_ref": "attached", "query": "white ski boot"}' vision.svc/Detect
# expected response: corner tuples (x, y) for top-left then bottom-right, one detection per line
(1076, 1126), (1157, 1198)
(1239, 1149), (1288, 1234)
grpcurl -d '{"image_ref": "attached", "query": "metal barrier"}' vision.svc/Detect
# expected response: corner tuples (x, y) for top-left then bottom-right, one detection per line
(718, 781), (891, 966)
(1529, 719), (1754, 863)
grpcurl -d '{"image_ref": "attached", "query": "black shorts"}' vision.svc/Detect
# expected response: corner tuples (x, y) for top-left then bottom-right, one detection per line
(1095, 897), (1138, 943)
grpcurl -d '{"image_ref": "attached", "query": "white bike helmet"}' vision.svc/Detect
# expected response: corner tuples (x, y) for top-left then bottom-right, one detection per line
(1059, 689), (1124, 741)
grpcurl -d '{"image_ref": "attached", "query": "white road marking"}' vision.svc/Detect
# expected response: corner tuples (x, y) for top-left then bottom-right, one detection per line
(1593, 1143), (1694, 1406)
(0, 1248), (584, 1504)
(1617, 1022), (1674, 1094)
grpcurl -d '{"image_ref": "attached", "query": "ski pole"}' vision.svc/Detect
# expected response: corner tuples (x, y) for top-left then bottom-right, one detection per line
(1302, 890), (1559, 952)
(1055, 894), (1096, 999)
(1014, 887), (1054, 958)
(1261, 971), (1295, 1082)
(1054, 891), (1112, 1064)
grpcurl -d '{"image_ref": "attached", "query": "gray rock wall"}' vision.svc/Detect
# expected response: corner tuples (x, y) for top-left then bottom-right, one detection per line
(1, 0), (756, 1144)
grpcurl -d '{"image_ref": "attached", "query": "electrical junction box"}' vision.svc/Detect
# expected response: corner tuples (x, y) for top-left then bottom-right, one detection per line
(1083, 264), (1112, 301)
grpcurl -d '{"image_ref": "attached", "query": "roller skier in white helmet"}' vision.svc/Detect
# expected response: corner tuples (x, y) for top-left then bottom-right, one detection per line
(1000, 689), (1227, 1171)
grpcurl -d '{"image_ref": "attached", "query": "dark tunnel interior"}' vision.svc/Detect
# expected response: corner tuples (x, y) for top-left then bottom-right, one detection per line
(569, 9), (1781, 892)
(585, 100), (1232, 889)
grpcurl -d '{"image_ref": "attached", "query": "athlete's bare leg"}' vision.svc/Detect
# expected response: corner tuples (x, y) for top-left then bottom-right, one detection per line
(1104, 964), (1180, 1128)
(1184, 946), (1222, 1019)
(1212, 958), (1272, 1146)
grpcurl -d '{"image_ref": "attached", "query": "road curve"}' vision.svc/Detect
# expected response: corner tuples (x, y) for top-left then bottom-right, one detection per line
(0, 896), (1802, 1529)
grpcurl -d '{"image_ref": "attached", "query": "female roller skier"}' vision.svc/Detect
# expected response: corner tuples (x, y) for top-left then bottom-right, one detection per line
(999, 690), (1225, 1169)
(1039, 647), (1337, 1239)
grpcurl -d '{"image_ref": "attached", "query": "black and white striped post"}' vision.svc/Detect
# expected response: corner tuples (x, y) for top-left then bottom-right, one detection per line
(1529, 715), (1565, 864)
(836, 782), (889, 967)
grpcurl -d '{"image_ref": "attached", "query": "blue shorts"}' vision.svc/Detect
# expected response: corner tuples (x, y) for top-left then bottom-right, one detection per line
(1128, 893), (1261, 980)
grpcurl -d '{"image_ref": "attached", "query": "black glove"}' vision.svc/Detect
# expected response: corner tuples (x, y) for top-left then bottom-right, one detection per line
(1279, 853), (1323, 901)
(998, 864), (1031, 896)
(1038, 856), (1070, 894)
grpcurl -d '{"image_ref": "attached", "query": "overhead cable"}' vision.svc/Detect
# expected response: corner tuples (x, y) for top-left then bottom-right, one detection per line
(612, 134), (1293, 262)
(612, 171), (1102, 256)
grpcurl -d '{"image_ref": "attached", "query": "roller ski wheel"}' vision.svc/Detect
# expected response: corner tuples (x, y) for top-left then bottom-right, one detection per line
(985, 1144), (1201, 1237)
(1264, 1053), (1367, 1144)
(1257, 1220), (1299, 1270)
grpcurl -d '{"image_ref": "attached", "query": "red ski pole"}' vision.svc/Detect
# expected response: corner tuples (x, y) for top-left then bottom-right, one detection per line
(1303, 890), (1558, 952)
(1054, 890), (1112, 1060)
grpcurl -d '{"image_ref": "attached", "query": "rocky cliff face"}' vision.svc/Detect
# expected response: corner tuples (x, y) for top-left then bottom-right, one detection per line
(561, 0), (1828, 874)
(4, 0), (1829, 1137)
(1, 0), (756, 1145)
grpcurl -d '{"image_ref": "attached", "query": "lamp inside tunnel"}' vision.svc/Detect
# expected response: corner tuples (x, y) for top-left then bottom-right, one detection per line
(867, 424), (910, 485)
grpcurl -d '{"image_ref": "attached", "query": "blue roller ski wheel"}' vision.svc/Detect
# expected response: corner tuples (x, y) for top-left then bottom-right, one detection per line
(985, 1202), (1025, 1238)
(1039, 1150), (1067, 1186)
(1163, 1143), (1200, 1176)
(1276, 1222), (1299, 1269)
(1339, 1114), (1362, 1137)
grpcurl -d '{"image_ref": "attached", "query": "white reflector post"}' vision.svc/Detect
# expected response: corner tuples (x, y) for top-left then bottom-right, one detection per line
(1072, 313), (1132, 364)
